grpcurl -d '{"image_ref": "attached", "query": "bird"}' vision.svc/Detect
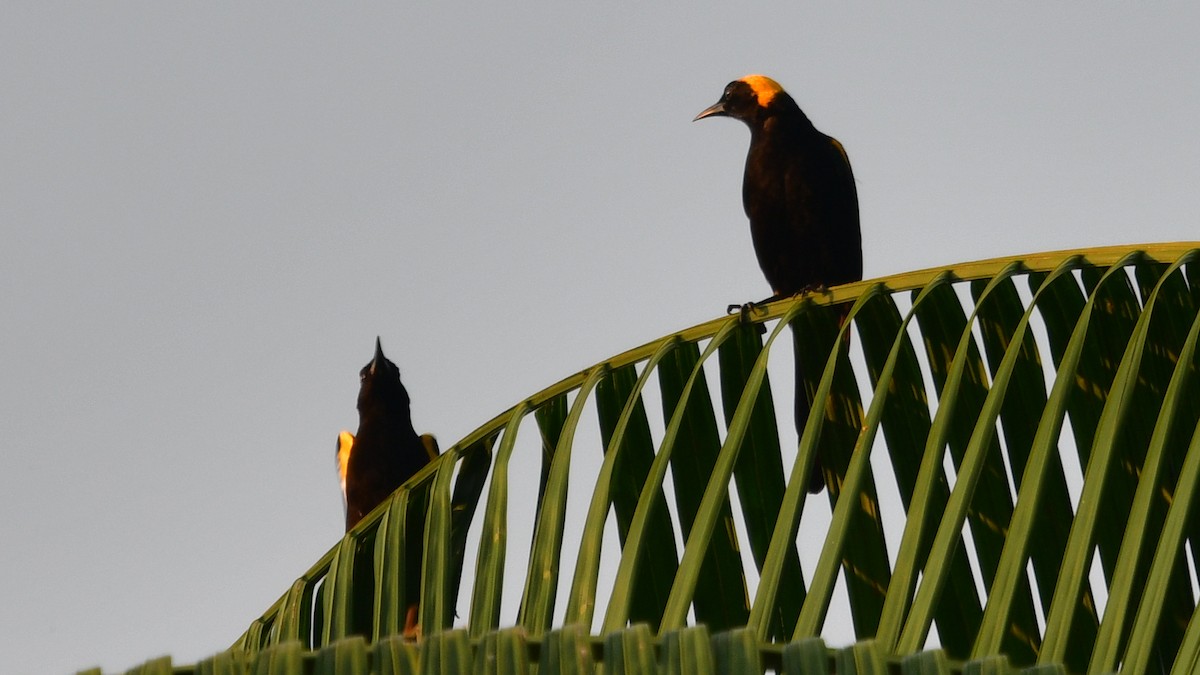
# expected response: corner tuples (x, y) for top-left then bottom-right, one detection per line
(695, 74), (862, 492)
(338, 337), (439, 531)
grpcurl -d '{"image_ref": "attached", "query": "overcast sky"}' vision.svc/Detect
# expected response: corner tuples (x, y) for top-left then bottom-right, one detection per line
(2, 3), (1198, 673)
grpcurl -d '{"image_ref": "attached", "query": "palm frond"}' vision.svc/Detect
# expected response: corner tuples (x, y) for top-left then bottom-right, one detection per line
(175, 244), (1200, 674)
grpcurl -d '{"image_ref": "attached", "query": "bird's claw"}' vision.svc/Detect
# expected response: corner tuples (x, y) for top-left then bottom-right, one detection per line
(727, 301), (769, 325)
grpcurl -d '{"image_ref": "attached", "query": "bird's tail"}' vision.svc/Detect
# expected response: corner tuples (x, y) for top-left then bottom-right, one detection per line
(794, 305), (852, 494)
(793, 327), (824, 493)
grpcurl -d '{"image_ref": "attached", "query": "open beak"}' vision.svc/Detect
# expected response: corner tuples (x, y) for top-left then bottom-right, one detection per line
(693, 100), (727, 121)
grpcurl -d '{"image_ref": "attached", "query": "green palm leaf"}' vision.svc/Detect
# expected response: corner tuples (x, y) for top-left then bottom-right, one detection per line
(134, 243), (1200, 674)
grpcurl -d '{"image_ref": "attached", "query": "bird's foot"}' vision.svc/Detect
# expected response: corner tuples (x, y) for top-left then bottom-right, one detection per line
(799, 283), (832, 297)
(727, 290), (787, 316)
(726, 301), (770, 335)
(727, 301), (769, 320)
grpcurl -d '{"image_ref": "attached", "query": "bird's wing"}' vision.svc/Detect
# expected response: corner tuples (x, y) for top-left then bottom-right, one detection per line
(827, 137), (860, 213)
(780, 135), (861, 285)
(825, 137), (862, 281)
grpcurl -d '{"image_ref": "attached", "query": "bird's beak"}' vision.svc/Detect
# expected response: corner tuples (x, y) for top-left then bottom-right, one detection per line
(370, 336), (384, 376)
(693, 100), (727, 121)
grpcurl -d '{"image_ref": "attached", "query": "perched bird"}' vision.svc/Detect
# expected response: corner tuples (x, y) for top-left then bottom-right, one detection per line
(695, 74), (862, 492)
(338, 337), (439, 531)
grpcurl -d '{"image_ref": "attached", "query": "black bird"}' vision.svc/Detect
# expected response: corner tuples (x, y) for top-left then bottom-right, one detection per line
(695, 74), (862, 492)
(338, 337), (439, 531)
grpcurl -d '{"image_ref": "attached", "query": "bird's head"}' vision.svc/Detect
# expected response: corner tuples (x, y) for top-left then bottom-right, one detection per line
(694, 74), (791, 125)
(357, 336), (411, 416)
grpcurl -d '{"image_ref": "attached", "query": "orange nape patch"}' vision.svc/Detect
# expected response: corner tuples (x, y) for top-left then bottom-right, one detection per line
(337, 430), (354, 496)
(740, 74), (784, 106)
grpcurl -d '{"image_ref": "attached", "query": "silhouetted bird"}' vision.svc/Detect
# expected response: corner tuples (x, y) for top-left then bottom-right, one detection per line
(696, 74), (862, 492)
(338, 337), (439, 531)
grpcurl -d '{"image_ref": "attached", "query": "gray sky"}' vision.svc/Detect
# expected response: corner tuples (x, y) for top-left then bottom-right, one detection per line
(2, 3), (1198, 673)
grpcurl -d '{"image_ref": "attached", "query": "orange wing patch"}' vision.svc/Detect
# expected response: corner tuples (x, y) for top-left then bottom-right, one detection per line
(337, 430), (354, 497)
(740, 74), (784, 107)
